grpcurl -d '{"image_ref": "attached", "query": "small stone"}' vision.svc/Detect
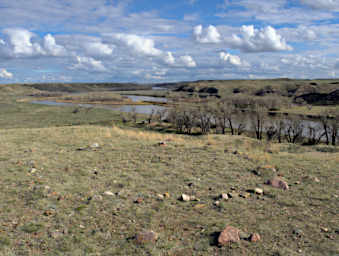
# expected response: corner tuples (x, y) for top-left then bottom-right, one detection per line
(314, 177), (320, 183)
(251, 169), (261, 176)
(90, 143), (100, 148)
(218, 226), (241, 245)
(250, 233), (261, 242)
(254, 188), (264, 195)
(158, 141), (167, 146)
(79, 225), (85, 229)
(181, 194), (190, 202)
(221, 193), (229, 200)
(104, 191), (114, 196)
(295, 181), (300, 185)
(214, 201), (220, 206)
(30, 168), (37, 174)
(136, 230), (159, 244)
(266, 177), (289, 190)
(164, 192), (170, 198)
(157, 194), (164, 200)
(298, 249), (302, 253)
(135, 198), (143, 204)
(321, 227), (329, 232)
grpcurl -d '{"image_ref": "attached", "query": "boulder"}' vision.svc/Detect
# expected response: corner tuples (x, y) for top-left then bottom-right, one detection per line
(135, 230), (159, 244)
(218, 226), (241, 245)
(266, 177), (289, 190)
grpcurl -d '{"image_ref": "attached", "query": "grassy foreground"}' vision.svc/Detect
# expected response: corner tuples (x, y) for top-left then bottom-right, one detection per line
(0, 124), (338, 255)
(0, 83), (338, 255)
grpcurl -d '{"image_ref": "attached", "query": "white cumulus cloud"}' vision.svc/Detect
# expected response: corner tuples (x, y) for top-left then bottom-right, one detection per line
(113, 33), (162, 56)
(164, 52), (175, 65)
(84, 42), (114, 57)
(193, 25), (221, 43)
(43, 34), (67, 56)
(227, 25), (292, 52)
(180, 55), (196, 67)
(220, 52), (248, 67)
(72, 56), (107, 72)
(2, 28), (44, 57)
(0, 29), (67, 58)
(0, 68), (13, 79)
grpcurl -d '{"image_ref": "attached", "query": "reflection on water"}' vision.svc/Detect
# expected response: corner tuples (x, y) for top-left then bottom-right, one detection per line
(31, 100), (166, 115)
(31, 99), (326, 139)
(124, 95), (168, 103)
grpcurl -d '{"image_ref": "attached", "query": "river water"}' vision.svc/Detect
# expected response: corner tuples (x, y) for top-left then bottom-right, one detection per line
(31, 95), (328, 139)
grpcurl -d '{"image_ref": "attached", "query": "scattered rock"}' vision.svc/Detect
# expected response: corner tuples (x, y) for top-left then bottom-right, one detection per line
(157, 194), (164, 200)
(90, 143), (100, 148)
(158, 141), (166, 146)
(135, 198), (143, 204)
(239, 231), (250, 240)
(218, 226), (241, 245)
(135, 230), (159, 244)
(250, 233), (261, 242)
(104, 191), (114, 196)
(266, 177), (289, 190)
(320, 227), (329, 232)
(221, 193), (229, 200)
(302, 175), (320, 183)
(294, 181), (301, 185)
(251, 169), (261, 176)
(29, 168), (37, 174)
(181, 194), (191, 202)
(254, 188), (264, 195)
(214, 201), (220, 206)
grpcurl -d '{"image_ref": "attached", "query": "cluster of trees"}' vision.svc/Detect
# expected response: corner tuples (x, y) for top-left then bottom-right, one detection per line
(164, 98), (338, 146)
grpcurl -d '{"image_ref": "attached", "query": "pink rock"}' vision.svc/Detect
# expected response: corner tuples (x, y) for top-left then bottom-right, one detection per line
(136, 230), (159, 244)
(267, 177), (289, 190)
(218, 226), (241, 245)
(250, 233), (261, 242)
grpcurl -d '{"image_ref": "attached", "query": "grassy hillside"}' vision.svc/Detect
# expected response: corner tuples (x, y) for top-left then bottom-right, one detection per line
(0, 83), (338, 255)
(0, 125), (338, 255)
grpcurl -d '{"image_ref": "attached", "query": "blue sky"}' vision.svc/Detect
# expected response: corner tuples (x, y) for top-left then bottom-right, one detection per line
(0, 0), (339, 83)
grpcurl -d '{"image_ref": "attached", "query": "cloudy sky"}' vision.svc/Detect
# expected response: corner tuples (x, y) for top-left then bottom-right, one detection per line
(0, 0), (339, 83)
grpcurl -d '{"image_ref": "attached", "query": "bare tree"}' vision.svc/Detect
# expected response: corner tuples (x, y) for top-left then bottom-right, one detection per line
(306, 123), (324, 145)
(321, 110), (339, 146)
(130, 107), (137, 124)
(250, 104), (268, 140)
(195, 104), (213, 135)
(285, 118), (304, 143)
(147, 109), (155, 124)
(214, 100), (236, 135)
